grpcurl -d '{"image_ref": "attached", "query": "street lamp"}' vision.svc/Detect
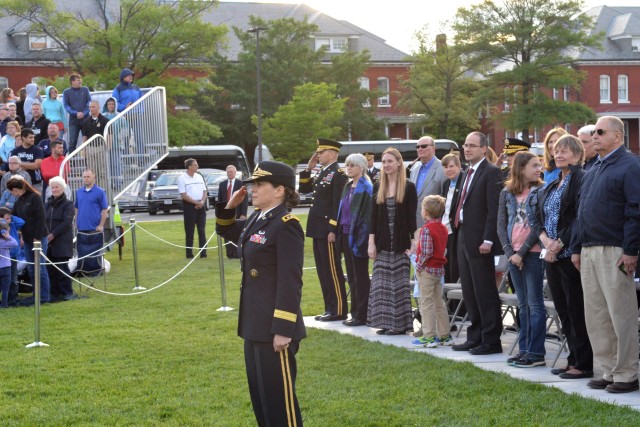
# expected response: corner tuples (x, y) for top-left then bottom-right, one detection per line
(247, 26), (267, 164)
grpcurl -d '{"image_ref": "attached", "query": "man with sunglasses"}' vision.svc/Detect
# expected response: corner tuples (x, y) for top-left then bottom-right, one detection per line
(576, 125), (597, 171)
(409, 136), (445, 228)
(573, 115), (640, 394)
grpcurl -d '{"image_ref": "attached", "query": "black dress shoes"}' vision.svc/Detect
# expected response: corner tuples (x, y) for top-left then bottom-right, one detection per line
(550, 366), (570, 375)
(343, 319), (366, 326)
(451, 341), (479, 351)
(605, 379), (639, 393)
(558, 370), (594, 380)
(317, 314), (347, 322)
(469, 343), (503, 355)
(587, 378), (614, 389)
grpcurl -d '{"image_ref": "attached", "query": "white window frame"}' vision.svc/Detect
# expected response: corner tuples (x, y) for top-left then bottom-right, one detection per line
(358, 77), (370, 107)
(600, 75), (611, 103)
(314, 37), (347, 52)
(553, 88), (559, 100)
(563, 85), (570, 102)
(29, 34), (61, 51)
(0, 77), (7, 90)
(618, 75), (629, 103)
(377, 77), (390, 107)
(504, 88), (510, 112)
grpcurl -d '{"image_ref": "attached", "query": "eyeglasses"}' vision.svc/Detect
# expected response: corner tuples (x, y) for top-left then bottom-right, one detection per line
(345, 163), (358, 167)
(462, 144), (482, 149)
(416, 144), (434, 149)
(590, 128), (616, 136)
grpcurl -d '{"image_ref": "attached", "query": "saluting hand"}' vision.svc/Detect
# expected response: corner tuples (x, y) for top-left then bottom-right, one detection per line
(225, 186), (247, 210)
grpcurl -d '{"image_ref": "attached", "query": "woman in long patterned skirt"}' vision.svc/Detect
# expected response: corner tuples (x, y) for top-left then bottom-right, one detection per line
(367, 148), (417, 335)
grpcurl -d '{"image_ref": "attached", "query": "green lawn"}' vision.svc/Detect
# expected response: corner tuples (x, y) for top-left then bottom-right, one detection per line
(0, 216), (637, 426)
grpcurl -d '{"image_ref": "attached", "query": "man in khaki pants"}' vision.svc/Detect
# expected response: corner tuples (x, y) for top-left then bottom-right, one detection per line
(573, 115), (640, 394)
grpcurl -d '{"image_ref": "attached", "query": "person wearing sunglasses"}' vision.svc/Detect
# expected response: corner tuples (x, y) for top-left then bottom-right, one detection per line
(409, 136), (445, 229)
(574, 115), (640, 394)
(576, 124), (597, 171)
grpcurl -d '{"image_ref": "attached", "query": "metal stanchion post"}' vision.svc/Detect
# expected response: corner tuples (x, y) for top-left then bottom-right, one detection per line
(216, 234), (233, 312)
(26, 241), (49, 348)
(130, 218), (146, 291)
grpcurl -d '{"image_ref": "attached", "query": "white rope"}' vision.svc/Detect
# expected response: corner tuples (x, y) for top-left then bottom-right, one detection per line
(134, 223), (220, 250)
(0, 224), (135, 265)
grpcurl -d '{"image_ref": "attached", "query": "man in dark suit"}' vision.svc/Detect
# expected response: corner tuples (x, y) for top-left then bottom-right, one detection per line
(450, 131), (504, 355)
(299, 138), (348, 321)
(217, 165), (248, 258)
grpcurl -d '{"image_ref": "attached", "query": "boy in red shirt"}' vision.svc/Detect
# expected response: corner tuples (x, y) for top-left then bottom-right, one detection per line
(411, 195), (452, 347)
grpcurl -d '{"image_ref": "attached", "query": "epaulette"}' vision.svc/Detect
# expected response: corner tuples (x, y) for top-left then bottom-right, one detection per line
(282, 214), (300, 223)
(338, 168), (345, 174)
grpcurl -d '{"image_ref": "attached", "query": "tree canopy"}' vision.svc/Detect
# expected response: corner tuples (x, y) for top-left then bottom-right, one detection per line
(453, 0), (602, 140)
(0, 0), (227, 145)
(399, 32), (480, 141)
(258, 82), (346, 166)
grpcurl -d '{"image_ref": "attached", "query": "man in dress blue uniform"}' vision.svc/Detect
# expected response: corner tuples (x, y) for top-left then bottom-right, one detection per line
(216, 160), (305, 426)
(299, 138), (348, 321)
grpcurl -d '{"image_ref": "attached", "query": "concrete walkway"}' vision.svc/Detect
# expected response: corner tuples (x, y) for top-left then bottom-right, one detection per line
(305, 316), (640, 411)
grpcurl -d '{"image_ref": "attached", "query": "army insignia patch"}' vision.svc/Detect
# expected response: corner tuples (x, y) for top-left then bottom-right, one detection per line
(250, 269), (259, 278)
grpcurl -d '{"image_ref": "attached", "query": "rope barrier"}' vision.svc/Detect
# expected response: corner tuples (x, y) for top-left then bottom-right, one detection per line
(0, 224), (135, 265)
(134, 223), (220, 250)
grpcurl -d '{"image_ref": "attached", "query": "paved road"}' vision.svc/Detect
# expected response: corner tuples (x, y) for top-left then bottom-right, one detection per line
(118, 205), (311, 223)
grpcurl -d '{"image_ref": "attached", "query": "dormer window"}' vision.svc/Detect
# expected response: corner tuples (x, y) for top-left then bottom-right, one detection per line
(315, 37), (348, 52)
(29, 34), (61, 51)
(632, 37), (640, 52)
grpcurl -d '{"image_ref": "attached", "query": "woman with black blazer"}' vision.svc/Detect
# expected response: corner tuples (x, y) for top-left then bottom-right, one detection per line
(367, 147), (417, 335)
(45, 176), (76, 301)
(440, 153), (463, 284)
(533, 134), (593, 379)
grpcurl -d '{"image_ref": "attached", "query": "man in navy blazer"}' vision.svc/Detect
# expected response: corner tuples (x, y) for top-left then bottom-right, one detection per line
(449, 131), (503, 355)
(218, 165), (248, 258)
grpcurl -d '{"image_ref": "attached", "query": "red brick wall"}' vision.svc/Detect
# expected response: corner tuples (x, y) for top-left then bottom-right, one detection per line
(0, 65), (64, 90)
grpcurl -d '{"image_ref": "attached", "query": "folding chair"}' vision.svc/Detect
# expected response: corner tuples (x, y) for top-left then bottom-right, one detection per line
(73, 230), (107, 293)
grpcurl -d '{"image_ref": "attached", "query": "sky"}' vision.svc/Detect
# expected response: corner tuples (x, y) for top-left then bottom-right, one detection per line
(223, 0), (640, 54)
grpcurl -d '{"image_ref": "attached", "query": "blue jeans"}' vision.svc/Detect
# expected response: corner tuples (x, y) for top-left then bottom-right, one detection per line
(0, 266), (10, 307)
(508, 252), (546, 357)
(67, 116), (85, 153)
(24, 240), (50, 303)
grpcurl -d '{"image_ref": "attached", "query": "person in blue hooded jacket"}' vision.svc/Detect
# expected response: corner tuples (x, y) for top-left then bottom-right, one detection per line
(112, 68), (143, 153)
(113, 68), (142, 112)
(42, 86), (66, 139)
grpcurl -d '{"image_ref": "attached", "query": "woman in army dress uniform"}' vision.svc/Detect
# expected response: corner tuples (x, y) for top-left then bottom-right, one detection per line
(215, 160), (305, 427)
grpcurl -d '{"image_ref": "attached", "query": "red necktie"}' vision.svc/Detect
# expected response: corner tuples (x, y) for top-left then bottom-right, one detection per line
(454, 167), (474, 228)
(227, 180), (232, 200)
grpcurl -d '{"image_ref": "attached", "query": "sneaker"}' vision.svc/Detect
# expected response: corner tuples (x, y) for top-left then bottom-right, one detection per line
(507, 352), (526, 366)
(411, 330), (423, 338)
(412, 336), (439, 348)
(439, 335), (454, 346)
(513, 356), (546, 368)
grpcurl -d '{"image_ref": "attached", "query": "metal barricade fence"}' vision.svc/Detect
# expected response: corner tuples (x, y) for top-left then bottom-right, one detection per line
(60, 87), (169, 204)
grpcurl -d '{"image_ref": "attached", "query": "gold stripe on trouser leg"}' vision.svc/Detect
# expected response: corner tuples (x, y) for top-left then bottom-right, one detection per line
(327, 240), (342, 314)
(279, 349), (296, 427)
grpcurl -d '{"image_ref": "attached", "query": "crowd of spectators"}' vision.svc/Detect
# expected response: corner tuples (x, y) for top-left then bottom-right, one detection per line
(0, 68), (142, 308)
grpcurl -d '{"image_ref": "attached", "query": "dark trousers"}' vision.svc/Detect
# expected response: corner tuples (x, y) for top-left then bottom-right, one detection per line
(456, 226), (503, 346)
(183, 203), (207, 257)
(339, 231), (370, 322)
(67, 116), (85, 153)
(244, 339), (303, 427)
(47, 255), (73, 297)
(225, 238), (238, 259)
(444, 233), (459, 284)
(312, 237), (347, 316)
(545, 257), (593, 370)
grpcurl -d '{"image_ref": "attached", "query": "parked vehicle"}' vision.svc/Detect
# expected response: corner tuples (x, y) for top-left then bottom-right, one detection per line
(147, 170), (213, 215)
(116, 177), (149, 213)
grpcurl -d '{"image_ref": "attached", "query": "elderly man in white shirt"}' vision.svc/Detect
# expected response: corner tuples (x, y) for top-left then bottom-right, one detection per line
(177, 158), (208, 258)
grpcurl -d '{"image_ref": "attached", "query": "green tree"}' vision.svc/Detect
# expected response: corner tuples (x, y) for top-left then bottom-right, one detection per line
(318, 50), (384, 140)
(399, 32), (480, 142)
(204, 16), (326, 160)
(257, 82), (346, 166)
(0, 0), (227, 145)
(453, 0), (602, 140)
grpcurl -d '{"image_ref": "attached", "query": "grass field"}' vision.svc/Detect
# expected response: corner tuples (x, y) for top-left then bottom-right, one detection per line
(0, 216), (638, 426)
